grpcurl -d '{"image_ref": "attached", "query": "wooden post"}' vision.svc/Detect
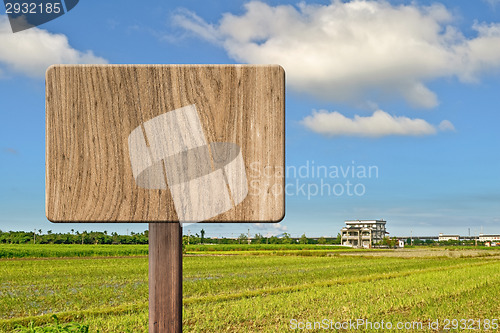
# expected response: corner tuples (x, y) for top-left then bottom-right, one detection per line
(149, 223), (183, 333)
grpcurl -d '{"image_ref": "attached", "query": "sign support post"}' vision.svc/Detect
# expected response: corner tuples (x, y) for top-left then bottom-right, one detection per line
(148, 223), (183, 333)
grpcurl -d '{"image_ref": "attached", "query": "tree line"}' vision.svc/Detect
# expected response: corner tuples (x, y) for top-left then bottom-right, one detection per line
(1, 230), (483, 246)
(0, 230), (342, 245)
(0, 230), (149, 245)
(183, 232), (342, 245)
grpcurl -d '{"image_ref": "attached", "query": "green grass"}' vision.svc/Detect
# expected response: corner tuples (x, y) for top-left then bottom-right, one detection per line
(0, 243), (358, 259)
(12, 315), (89, 332)
(0, 244), (148, 259)
(1, 245), (499, 332)
(185, 244), (346, 251)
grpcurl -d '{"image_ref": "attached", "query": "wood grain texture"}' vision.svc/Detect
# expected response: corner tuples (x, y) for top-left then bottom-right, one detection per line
(46, 65), (285, 222)
(148, 223), (182, 333)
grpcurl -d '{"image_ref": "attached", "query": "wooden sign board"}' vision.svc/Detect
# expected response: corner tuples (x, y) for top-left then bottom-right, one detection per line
(46, 65), (285, 223)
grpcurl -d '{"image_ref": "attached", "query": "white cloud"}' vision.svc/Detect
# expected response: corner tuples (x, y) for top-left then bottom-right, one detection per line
(253, 223), (288, 236)
(273, 223), (287, 231)
(301, 109), (454, 137)
(175, 1), (500, 108)
(172, 9), (221, 44)
(0, 15), (107, 78)
(483, 0), (500, 8)
(438, 119), (456, 132)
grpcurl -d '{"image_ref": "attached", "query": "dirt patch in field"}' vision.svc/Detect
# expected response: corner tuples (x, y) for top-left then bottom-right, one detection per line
(336, 248), (500, 258)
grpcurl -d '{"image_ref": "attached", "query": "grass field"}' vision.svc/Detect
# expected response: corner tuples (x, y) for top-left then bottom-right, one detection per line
(0, 244), (149, 259)
(1, 245), (499, 332)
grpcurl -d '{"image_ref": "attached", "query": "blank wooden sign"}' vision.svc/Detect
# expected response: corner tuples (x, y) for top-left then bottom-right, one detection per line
(46, 65), (285, 223)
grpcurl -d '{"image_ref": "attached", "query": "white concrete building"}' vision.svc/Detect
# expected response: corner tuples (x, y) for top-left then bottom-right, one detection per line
(478, 234), (500, 242)
(341, 220), (388, 248)
(438, 233), (460, 241)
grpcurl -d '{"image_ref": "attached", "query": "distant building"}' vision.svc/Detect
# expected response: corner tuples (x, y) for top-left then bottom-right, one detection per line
(438, 233), (460, 241)
(340, 220), (388, 248)
(478, 234), (500, 242)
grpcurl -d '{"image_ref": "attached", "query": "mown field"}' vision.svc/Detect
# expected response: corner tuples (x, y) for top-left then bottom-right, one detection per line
(1, 245), (499, 332)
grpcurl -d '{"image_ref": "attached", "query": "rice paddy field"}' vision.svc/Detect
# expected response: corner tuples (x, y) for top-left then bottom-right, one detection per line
(1, 245), (499, 332)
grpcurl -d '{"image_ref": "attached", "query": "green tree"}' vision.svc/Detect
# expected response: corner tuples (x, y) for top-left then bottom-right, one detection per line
(381, 237), (398, 248)
(253, 233), (265, 244)
(238, 233), (247, 244)
(282, 233), (293, 244)
(200, 229), (205, 244)
(269, 236), (279, 244)
(334, 233), (342, 244)
(299, 233), (308, 244)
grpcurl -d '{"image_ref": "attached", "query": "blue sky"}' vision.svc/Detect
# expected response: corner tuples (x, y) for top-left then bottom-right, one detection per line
(1, 0), (500, 238)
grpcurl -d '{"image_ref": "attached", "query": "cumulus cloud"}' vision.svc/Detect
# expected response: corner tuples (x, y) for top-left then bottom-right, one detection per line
(253, 223), (288, 236)
(174, 1), (500, 108)
(301, 109), (454, 137)
(0, 15), (107, 78)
